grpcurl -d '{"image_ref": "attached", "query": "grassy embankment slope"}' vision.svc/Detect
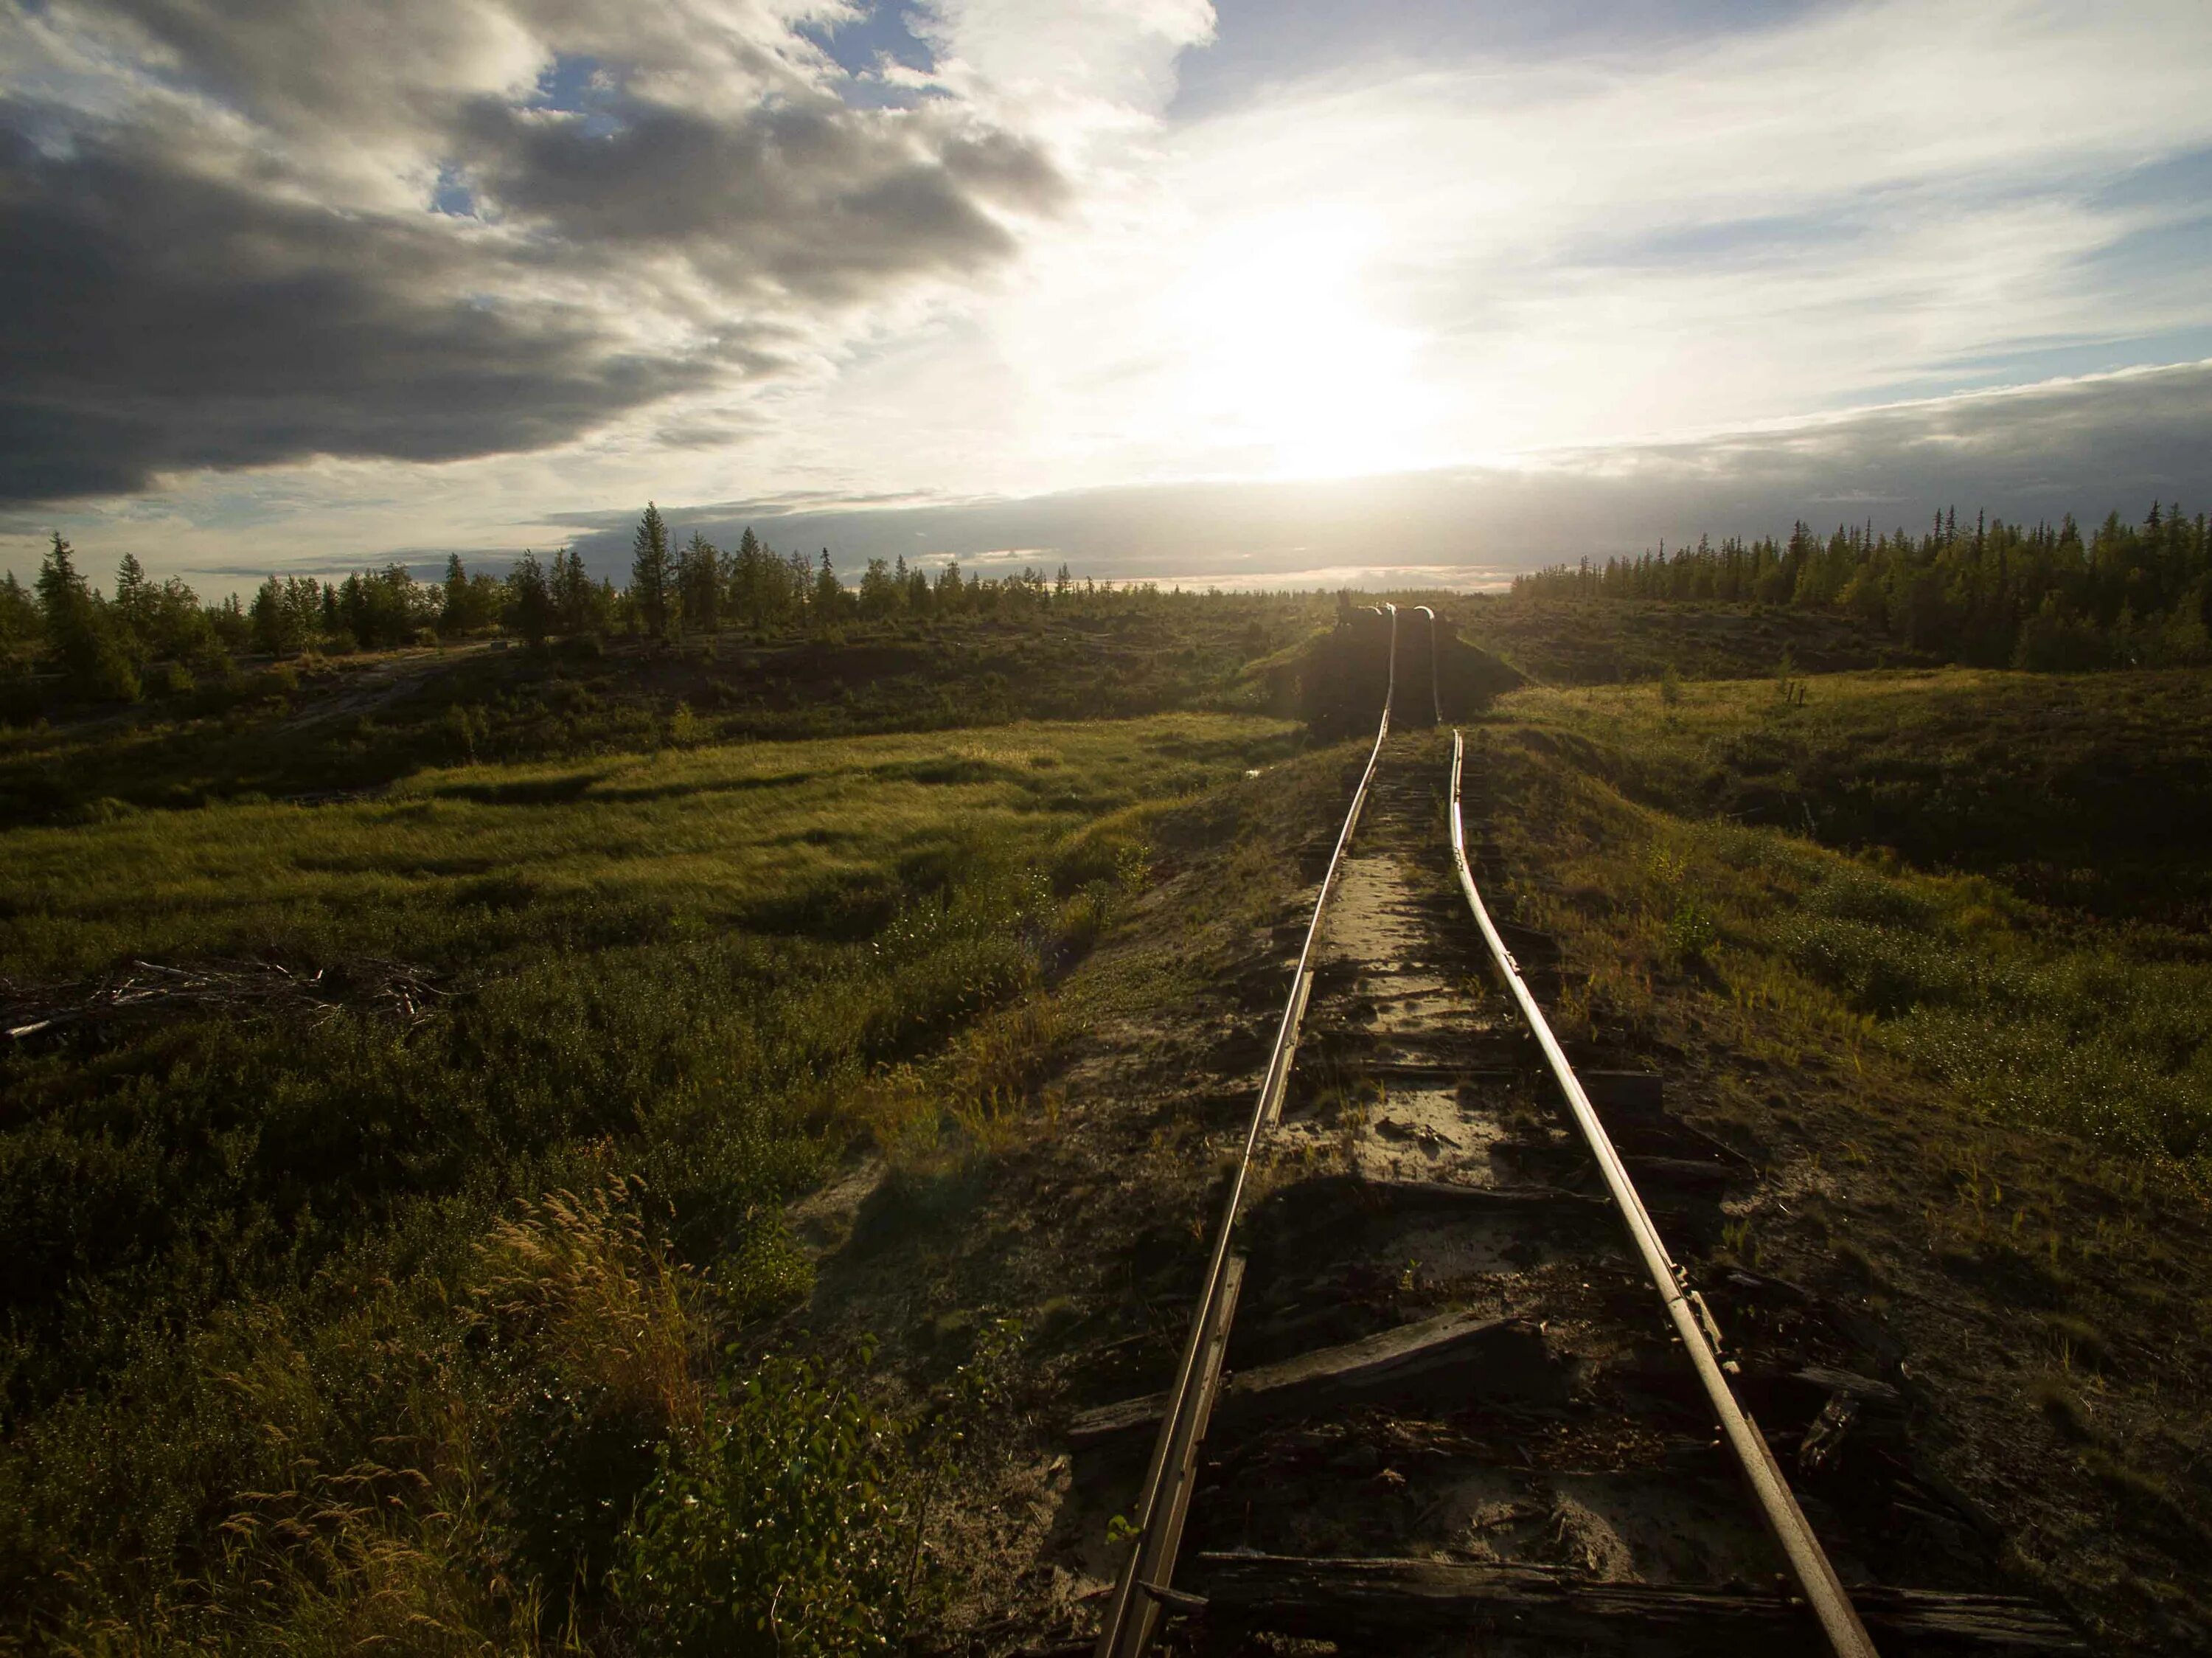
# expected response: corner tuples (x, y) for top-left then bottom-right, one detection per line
(0, 594), (1336, 829)
(0, 709), (1297, 1651)
(1466, 666), (2211, 1645)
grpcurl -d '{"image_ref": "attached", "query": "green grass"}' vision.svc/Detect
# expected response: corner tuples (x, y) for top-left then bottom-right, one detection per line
(0, 711), (1296, 1651)
(0, 596), (1337, 830)
(1500, 666), (2212, 926)
(1454, 594), (1918, 685)
(2, 716), (1293, 977)
(1475, 670), (2212, 1174)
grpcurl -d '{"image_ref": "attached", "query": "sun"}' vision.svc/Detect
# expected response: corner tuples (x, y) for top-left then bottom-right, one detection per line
(1161, 207), (1439, 480)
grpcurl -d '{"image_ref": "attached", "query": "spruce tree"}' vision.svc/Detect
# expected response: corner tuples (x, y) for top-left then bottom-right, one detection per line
(38, 533), (137, 699)
(441, 553), (471, 637)
(0, 571), (39, 669)
(35, 530), (86, 643)
(506, 551), (553, 644)
(729, 527), (765, 629)
(681, 531), (722, 633)
(551, 547), (594, 636)
(631, 504), (676, 638)
(786, 549), (813, 622)
(114, 552), (150, 643)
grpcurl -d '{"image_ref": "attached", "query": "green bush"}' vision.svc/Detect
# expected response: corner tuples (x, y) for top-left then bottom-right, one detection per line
(617, 1356), (919, 1657)
(74, 633), (141, 704)
(1665, 895), (1716, 962)
(249, 663), (299, 701)
(0, 714), (1296, 1642)
(146, 660), (197, 699)
(0, 674), (41, 725)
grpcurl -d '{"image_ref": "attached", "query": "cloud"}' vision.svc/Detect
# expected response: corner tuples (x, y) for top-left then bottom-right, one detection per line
(0, 0), (1062, 504)
(7, 0), (2212, 580)
(552, 362), (2212, 585)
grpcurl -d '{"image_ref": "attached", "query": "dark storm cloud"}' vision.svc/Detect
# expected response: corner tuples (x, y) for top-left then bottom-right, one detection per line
(0, 1), (1062, 505)
(456, 94), (1061, 299)
(0, 119), (730, 502)
(555, 363), (2212, 583)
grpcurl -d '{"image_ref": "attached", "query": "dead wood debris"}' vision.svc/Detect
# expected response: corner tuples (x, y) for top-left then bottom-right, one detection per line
(3, 956), (445, 1041)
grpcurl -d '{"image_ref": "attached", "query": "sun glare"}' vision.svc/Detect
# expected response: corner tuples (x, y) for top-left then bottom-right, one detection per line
(1162, 209), (1438, 479)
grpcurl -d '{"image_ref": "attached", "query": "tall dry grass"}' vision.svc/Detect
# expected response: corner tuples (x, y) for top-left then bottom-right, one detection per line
(473, 1177), (704, 1443)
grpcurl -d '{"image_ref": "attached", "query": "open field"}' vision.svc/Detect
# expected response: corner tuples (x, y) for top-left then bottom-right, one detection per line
(0, 597), (1336, 830)
(0, 711), (1295, 1649)
(3, 716), (1295, 976)
(1499, 667), (2212, 921)
(5, 615), (2210, 1654)
(1484, 669), (2212, 1171)
(1453, 595), (1924, 685)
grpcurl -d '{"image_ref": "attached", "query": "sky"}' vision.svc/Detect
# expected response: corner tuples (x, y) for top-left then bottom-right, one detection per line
(4, 0), (2212, 591)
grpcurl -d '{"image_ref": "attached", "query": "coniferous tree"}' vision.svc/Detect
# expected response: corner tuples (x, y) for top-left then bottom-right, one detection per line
(504, 550), (553, 644)
(724, 528), (759, 629)
(679, 532), (723, 634)
(438, 554), (501, 637)
(251, 577), (299, 656)
(550, 547), (596, 637)
(207, 592), (251, 653)
(440, 554), (470, 637)
(140, 575), (216, 666)
(858, 556), (897, 619)
(113, 552), (151, 653)
(38, 532), (138, 700)
(813, 549), (843, 622)
(785, 549), (813, 625)
(631, 504), (676, 638)
(0, 570), (39, 670)
(1509, 498), (2209, 671)
(35, 530), (87, 644)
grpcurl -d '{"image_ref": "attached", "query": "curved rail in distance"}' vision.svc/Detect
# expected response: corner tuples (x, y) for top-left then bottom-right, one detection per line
(1414, 604), (1439, 726)
(1447, 730), (1879, 1658)
(1093, 605), (1400, 1658)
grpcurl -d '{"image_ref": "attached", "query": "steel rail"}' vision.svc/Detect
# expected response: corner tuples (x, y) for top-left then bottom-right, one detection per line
(1093, 604), (1400, 1658)
(1413, 604), (1439, 726)
(1447, 730), (1879, 1658)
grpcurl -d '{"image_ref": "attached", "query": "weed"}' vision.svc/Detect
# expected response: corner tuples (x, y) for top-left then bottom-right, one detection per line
(0, 712), (1290, 1645)
(1719, 1217), (1762, 1268)
(1488, 677), (2212, 1173)
(616, 1353), (919, 1656)
(473, 1179), (703, 1440)
(1666, 896), (1717, 963)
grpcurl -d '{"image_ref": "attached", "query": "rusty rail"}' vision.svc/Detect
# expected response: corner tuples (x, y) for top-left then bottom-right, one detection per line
(1093, 604), (1399, 1658)
(1447, 729), (1879, 1658)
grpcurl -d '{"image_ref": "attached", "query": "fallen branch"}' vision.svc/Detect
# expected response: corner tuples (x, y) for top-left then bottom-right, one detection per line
(3, 955), (445, 1041)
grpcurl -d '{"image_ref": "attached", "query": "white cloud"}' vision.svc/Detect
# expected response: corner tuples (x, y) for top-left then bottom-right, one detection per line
(7, 0), (2212, 577)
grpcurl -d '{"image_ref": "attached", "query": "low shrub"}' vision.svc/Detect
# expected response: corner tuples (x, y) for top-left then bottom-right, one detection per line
(145, 660), (197, 699)
(616, 1354), (919, 1657)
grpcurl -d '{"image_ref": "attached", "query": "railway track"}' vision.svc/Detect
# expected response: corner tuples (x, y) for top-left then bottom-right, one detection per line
(1081, 610), (2081, 1657)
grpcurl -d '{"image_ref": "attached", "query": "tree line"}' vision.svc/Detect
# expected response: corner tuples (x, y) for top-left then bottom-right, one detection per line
(1511, 503), (2212, 670)
(0, 504), (1115, 705)
(618, 502), (1083, 640)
